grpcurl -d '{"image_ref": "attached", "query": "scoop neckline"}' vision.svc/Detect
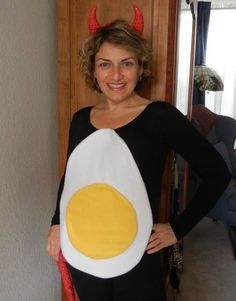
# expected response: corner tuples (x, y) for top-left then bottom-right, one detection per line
(88, 101), (155, 131)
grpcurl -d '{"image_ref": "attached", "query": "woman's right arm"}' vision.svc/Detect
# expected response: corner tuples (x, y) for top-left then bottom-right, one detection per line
(46, 112), (79, 261)
(46, 175), (65, 261)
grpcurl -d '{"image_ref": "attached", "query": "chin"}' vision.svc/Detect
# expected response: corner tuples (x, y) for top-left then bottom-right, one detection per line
(102, 89), (136, 103)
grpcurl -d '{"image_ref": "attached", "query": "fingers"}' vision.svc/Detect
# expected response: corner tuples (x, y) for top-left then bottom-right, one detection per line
(146, 237), (163, 254)
(146, 232), (164, 254)
(46, 225), (60, 261)
(146, 223), (177, 254)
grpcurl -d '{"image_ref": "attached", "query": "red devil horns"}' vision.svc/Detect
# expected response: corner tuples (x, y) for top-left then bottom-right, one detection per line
(88, 5), (144, 34)
(132, 5), (144, 34)
(88, 5), (101, 35)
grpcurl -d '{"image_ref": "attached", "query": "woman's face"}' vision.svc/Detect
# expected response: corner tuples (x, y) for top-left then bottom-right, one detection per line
(94, 42), (143, 103)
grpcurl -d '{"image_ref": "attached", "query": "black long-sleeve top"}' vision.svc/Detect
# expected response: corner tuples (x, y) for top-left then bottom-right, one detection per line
(51, 101), (230, 240)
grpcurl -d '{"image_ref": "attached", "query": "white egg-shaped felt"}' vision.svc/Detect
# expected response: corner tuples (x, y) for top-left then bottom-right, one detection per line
(60, 129), (153, 278)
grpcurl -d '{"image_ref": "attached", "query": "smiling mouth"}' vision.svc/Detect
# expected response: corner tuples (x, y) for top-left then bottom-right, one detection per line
(107, 83), (126, 90)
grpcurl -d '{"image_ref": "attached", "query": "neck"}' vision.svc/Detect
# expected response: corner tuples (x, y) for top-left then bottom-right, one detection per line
(101, 93), (145, 111)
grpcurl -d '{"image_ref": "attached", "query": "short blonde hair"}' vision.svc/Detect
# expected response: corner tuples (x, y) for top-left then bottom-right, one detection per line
(79, 19), (152, 92)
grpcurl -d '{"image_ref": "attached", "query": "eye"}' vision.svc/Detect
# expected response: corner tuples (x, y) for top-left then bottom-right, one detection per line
(97, 62), (110, 69)
(122, 61), (135, 68)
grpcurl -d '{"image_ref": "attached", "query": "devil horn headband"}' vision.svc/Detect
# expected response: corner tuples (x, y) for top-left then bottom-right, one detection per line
(88, 5), (144, 34)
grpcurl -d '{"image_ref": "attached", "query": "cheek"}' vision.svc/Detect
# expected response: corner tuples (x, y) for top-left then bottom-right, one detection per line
(94, 70), (106, 83)
(129, 67), (141, 79)
(129, 71), (140, 83)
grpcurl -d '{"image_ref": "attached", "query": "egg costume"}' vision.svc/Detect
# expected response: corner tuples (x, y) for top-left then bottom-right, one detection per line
(61, 128), (153, 278)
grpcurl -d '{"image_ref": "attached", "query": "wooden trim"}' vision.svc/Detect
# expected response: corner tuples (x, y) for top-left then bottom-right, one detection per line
(70, 0), (79, 115)
(57, 1), (72, 299)
(151, 0), (168, 100)
(165, 0), (180, 104)
(57, 0), (71, 178)
(182, 1), (197, 210)
(150, 0), (179, 103)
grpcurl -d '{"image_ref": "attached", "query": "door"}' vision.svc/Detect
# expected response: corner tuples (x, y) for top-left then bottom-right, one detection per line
(57, 1), (180, 300)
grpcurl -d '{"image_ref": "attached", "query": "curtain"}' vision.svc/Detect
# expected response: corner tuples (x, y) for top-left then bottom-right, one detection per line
(192, 1), (211, 105)
(205, 9), (236, 120)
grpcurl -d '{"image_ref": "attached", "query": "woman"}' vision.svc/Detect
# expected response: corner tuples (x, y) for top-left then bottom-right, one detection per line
(47, 17), (230, 301)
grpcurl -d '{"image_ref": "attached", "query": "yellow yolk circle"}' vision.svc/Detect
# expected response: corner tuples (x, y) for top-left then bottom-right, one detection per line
(66, 183), (138, 259)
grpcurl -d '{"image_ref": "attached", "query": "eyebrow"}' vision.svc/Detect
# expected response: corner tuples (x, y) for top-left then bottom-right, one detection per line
(95, 57), (136, 62)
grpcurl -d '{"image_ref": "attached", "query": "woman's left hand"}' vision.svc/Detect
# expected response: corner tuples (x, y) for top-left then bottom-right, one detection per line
(146, 223), (177, 254)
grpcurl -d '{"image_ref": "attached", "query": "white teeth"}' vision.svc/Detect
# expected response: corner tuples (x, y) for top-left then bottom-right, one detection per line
(107, 83), (125, 89)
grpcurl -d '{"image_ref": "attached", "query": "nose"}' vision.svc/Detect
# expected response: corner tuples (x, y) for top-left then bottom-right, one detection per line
(110, 66), (123, 81)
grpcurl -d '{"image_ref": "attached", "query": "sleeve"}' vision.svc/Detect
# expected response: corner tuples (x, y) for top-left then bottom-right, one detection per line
(162, 104), (231, 240)
(50, 112), (79, 226)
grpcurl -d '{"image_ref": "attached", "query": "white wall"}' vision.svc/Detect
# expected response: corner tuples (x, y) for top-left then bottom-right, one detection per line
(0, 1), (60, 300)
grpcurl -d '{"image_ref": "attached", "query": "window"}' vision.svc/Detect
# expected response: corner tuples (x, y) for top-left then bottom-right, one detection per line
(176, 4), (236, 120)
(176, 10), (192, 115)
